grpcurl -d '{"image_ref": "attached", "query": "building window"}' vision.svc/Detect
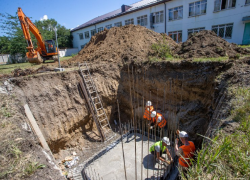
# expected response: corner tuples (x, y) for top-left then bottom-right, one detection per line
(152, 11), (164, 24)
(114, 22), (122, 27)
(91, 29), (96, 36)
(169, 6), (183, 21)
(106, 24), (112, 29)
(125, 18), (134, 25)
(85, 31), (90, 39)
(137, 15), (148, 26)
(214, 0), (236, 11)
(212, 23), (233, 39)
(79, 33), (83, 40)
(188, 27), (205, 36)
(189, 0), (207, 17)
(97, 27), (103, 32)
(168, 31), (182, 43)
(246, 0), (250, 4)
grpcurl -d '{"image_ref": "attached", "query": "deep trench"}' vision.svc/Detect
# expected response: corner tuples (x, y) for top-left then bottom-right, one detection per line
(13, 61), (231, 156)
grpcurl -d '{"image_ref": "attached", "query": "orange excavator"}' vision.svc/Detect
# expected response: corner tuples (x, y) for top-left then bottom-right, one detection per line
(17, 7), (58, 63)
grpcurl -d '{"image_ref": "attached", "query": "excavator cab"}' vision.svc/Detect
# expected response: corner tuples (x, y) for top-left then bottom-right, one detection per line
(45, 40), (57, 53)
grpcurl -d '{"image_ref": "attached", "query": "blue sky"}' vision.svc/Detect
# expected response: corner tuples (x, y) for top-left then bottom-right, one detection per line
(0, 0), (139, 32)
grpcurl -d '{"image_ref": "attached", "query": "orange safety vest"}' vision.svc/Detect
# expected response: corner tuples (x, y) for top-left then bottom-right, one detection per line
(143, 106), (154, 121)
(153, 113), (167, 128)
(179, 141), (196, 168)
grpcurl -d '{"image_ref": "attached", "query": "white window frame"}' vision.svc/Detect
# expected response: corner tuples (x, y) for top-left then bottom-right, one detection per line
(84, 31), (89, 39)
(97, 27), (103, 32)
(114, 22), (122, 27)
(137, 15), (148, 26)
(79, 33), (83, 40)
(246, 0), (250, 4)
(189, 0), (207, 17)
(188, 27), (205, 36)
(214, 0), (237, 11)
(212, 23), (233, 39)
(168, 31), (182, 43)
(152, 11), (164, 24)
(169, 6), (183, 21)
(125, 18), (134, 25)
(105, 24), (112, 29)
(91, 29), (96, 36)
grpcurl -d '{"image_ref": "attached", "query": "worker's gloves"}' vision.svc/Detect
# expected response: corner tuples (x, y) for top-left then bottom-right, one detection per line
(156, 158), (163, 165)
(175, 138), (179, 144)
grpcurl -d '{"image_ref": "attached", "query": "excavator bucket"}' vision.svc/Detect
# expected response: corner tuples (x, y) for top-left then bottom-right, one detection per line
(27, 51), (43, 64)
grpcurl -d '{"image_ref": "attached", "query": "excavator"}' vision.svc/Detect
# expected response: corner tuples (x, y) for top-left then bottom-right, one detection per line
(17, 7), (58, 63)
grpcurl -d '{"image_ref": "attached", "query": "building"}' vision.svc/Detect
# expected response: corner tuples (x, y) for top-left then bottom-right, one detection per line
(71, 0), (250, 51)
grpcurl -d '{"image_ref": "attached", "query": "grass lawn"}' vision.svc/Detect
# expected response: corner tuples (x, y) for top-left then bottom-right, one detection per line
(182, 87), (250, 179)
(0, 56), (72, 75)
(239, 44), (250, 48)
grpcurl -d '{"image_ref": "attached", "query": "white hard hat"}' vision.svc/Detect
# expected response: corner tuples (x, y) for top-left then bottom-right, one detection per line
(162, 137), (170, 145)
(179, 131), (188, 138)
(146, 101), (152, 106)
(157, 116), (162, 122)
(151, 111), (156, 117)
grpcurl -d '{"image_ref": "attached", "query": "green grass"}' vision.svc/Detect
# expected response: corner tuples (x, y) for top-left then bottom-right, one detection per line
(24, 161), (45, 176)
(192, 56), (229, 62)
(151, 35), (173, 60)
(0, 56), (72, 75)
(182, 87), (250, 179)
(239, 44), (250, 48)
(148, 56), (232, 63)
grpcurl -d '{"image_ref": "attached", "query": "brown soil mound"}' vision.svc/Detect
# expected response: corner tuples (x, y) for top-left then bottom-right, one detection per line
(175, 30), (250, 59)
(12, 66), (54, 77)
(12, 68), (36, 77)
(62, 25), (178, 66)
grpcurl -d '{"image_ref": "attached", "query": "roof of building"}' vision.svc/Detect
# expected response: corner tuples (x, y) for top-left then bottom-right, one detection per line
(71, 0), (168, 32)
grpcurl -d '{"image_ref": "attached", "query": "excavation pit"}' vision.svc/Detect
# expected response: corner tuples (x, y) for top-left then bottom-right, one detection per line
(11, 60), (233, 179)
(71, 129), (178, 180)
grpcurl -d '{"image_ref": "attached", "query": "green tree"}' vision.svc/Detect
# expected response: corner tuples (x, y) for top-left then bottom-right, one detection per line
(0, 36), (11, 54)
(0, 13), (27, 62)
(34, 19), (73, 48)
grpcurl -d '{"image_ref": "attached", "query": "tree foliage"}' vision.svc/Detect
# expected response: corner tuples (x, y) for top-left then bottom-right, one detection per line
(0, 13), (26, 58)
(34, 19), (73, 48)
(0, 12), (72, 60)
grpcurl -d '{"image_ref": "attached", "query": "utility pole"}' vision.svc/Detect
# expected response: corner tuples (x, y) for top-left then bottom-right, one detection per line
(54, 27), (61, 69)
(52, 25), (64, 71)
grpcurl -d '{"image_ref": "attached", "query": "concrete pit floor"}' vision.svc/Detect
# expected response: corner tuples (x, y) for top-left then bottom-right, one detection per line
(84, 134), (172, 180)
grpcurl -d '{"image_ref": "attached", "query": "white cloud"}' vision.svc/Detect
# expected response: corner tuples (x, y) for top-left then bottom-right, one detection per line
(40, 15), (48, 21)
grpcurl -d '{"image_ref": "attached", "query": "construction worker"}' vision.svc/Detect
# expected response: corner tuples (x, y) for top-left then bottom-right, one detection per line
(175, 131), (196, 172)
(150, 111), (167, 129)
(143, 101), (154, 125)
(149, 137), (173, 165)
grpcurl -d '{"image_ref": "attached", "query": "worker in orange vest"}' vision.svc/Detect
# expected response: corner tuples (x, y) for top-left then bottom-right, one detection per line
(150, 111), (167, 129)
(174, 130), (196, 172)
(143, 101), (154, 125)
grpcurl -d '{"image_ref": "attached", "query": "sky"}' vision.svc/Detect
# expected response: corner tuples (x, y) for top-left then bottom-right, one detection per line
(0, 0), (139, 34)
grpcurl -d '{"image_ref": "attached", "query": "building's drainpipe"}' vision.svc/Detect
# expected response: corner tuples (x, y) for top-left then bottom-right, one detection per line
(164, 2), (166, 34)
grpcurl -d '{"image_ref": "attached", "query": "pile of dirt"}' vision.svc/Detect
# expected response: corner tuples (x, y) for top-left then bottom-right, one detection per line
(12, 68), (36, 77)
(175, 30), (250, 58)
(12, 66), (54, 77)
(62, 25), (178, 66)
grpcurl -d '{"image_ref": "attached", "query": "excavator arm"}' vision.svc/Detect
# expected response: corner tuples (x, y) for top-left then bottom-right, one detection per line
(17, 7), (58, 63)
